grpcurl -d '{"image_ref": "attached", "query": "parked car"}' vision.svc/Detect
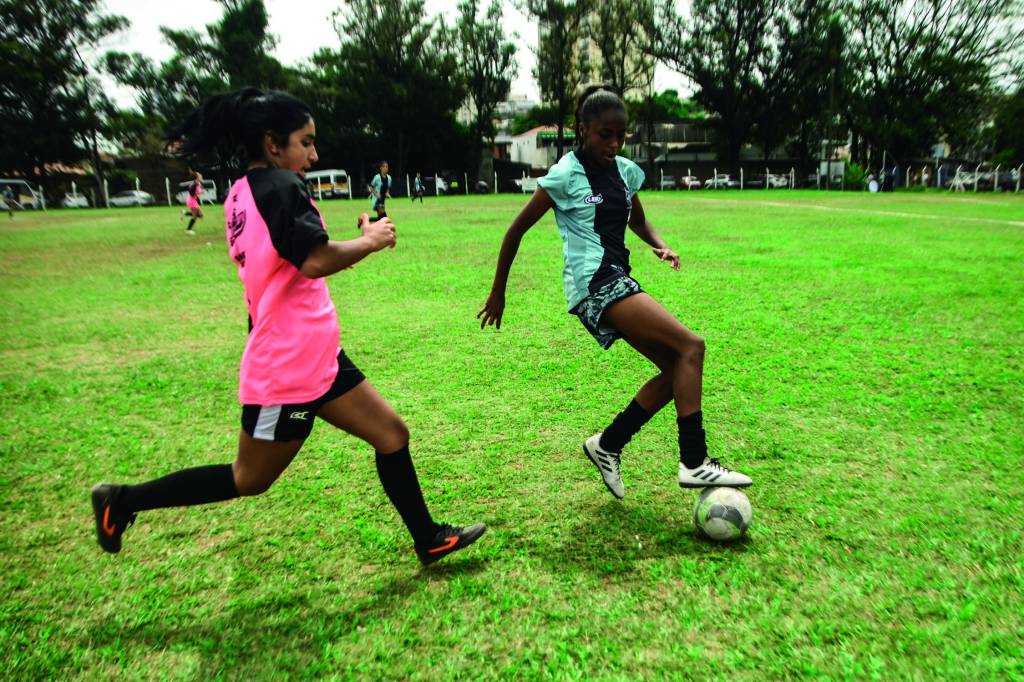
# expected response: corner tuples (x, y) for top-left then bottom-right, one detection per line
(704, 173), (739, 189)
(61, 194), (89, 208)
(109, 190), (155, 207)
(765, 173), (791, 188)
(678, 175), (702, 189)
(658, 175), (677, 190)
(475, 179), (491, 194)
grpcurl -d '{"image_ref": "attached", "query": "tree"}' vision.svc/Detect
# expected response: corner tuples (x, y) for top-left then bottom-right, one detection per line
(847, 0), (1024, 167)
(752, 0), (844, 166)
(527, 0), (593, 158)
(328, 0), (466, 182)
(0, 0), (126, 194)
(104, 0), (293, 149)
(454, 0), (518, 179)
(590, 0), (655, 99)
(651, 0), (783, 171)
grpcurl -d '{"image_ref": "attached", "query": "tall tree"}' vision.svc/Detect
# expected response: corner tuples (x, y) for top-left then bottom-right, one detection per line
(753, 0), (844, 165)
(527, 0), (593, 158)
(454, 0), (518, 179)
(104, 0), (292, 147)
(329, 0), (466, 182)
(0, 0), (126, 193)
(848, 0), (1024, 166)
(590, 0), (656, 98)
(651, 0), (783, 171)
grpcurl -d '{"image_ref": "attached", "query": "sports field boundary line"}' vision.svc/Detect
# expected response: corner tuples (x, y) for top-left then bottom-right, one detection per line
(680, 197), (1024, 228)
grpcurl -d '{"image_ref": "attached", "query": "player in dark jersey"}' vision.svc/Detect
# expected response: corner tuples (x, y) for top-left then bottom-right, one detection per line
(369, 161), (391, 220)
(479, 85), (752, 499)
(91, 88), (485, 565)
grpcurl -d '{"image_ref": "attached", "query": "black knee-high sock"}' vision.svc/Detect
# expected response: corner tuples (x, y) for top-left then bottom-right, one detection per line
(119, 464), (238, 513)
(187, 218), (196, 230)
(375, 445), (437, 546)
(599, 399), (653, 452)
(677, 411), (708, 468)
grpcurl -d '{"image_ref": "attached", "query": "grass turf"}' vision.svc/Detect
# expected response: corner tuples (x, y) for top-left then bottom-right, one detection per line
(1, 190), (1022, 679)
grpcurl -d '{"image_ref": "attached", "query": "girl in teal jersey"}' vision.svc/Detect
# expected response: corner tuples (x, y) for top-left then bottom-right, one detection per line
(479, 85), (752, 498)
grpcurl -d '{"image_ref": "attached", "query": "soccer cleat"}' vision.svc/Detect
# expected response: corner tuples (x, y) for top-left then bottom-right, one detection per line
(185, 229), (195, 236)
(91, 483), (136, 554)
(416, 522), (486, 565)
(583, 433), (624, 499)
(678, 458), (752, 489)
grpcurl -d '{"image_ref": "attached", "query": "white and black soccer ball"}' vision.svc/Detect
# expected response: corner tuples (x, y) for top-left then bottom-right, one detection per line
(693, 486), (752, 541)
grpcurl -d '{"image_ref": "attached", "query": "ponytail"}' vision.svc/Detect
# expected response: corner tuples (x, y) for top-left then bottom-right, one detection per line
(168, 88), (313, 177)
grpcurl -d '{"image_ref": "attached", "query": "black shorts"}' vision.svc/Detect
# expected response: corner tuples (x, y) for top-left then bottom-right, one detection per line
(241, 349), (366, 442)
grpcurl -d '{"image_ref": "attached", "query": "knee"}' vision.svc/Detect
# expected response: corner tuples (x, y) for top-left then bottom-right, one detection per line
(376, 416), (410, 454)
(232, 464), (275, 497)
(675, 334), (705, 365)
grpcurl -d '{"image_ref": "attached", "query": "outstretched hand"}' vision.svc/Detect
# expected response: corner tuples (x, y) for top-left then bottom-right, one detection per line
(652, 246), (680, 270)
(477, 291), (506, 330)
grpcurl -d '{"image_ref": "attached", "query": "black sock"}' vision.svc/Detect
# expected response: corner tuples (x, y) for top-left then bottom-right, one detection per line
(599, 399), (653, 453)
(119, 464), (238, 513)
(677, 411), (708, 468)
(187, 218), (196, 230)
(375, 445), (437, 546)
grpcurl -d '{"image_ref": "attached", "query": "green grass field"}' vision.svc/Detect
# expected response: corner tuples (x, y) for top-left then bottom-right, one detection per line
(1, 190), (1022, 680)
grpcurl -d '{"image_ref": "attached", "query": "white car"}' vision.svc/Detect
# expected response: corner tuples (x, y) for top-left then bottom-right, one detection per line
(109, 190), (155, 207)
(61, 194), (89, 208)
(175, 179), (218, 205)
(679, 175), (702, 189)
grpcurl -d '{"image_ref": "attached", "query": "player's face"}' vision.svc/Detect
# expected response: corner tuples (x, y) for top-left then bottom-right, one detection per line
(271, 118), (318, 176)
(381, 162), (389, 174)
(582, 109), (628, 167)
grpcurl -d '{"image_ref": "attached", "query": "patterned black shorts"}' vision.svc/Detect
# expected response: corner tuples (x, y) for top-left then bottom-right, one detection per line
(571, 275), (644, 349)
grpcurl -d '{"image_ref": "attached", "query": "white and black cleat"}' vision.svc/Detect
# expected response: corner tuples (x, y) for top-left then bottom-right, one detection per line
(583, 433), (625, 499)
(679, 458), (752, 488)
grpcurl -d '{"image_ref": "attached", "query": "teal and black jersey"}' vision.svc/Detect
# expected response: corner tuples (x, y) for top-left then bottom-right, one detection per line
(538, 151), (646, 311)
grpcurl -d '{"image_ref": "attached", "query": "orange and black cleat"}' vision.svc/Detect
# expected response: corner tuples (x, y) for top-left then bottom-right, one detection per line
(416, 523), (486, 566)
(91, 483), (136, 554)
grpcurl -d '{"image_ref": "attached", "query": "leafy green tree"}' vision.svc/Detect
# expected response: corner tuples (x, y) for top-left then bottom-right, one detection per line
(0, 0), (126, 193)
(989, 84), (1024, 165)
(528, 0), (593, 158)
(104, 0), (293, 149)
(651, 0), (783, 171)
(326, 0), (466, 183)
(847, 0), (1024, 166)
(454, 0), (518, 178)
(590, 0), (655, 98)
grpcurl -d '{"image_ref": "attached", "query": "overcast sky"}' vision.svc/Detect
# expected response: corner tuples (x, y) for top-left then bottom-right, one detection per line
(95, 0), (690, 108)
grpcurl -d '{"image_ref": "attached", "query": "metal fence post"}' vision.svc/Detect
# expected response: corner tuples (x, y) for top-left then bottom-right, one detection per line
(993, 165), (1000, 192)
(165, 177), (171, 206)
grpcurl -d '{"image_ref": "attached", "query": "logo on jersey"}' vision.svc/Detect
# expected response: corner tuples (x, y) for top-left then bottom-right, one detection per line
(228, 206), (247, 246)
(584, 193), (604, 205)
(289, 411), (310, 421)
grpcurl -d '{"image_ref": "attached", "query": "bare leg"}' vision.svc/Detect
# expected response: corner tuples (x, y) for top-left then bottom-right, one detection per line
(231, 431), (304, 496)
(602, 293), (705, 417)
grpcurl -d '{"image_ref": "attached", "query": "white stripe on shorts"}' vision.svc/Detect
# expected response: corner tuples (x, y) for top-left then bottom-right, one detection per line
(253, 405), (282, 440)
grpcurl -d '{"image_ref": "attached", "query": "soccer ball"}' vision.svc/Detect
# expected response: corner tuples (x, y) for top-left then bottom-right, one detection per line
(693, 487), (752, 541)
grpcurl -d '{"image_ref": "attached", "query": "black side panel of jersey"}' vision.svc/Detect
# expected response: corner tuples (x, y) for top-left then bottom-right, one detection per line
(188, 182), (198, 197)
(248, 168), (329, 269)
(379, 174), (390, 194)
(576, 151), (632, 293)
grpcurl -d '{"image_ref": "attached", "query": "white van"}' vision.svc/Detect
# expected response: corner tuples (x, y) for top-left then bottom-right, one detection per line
(0, 179), (42, 209)
(305, 169), (350, 199)
(175, 179), (218, 205)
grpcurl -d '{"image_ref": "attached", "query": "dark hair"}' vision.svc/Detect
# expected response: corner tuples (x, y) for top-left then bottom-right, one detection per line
(574, 85), (626, 142)
(169, 88), (313, 177)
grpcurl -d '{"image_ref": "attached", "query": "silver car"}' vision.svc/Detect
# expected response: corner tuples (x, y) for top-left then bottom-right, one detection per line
(109, 190), (156, 207)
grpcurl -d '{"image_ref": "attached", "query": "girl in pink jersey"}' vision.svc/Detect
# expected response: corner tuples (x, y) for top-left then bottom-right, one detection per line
(179, 170), (205, 235)
(91, 88), (485, 565)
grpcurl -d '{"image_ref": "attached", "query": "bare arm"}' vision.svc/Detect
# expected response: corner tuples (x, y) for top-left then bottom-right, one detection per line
(299, 213), (396, 278)
(628, 195), (680, 270)
(477, 188), (555, 329)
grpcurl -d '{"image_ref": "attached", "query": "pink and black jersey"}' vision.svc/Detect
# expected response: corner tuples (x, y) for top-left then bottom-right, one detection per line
(224, 168), (338, 405)
(187, 181), (203, 210)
